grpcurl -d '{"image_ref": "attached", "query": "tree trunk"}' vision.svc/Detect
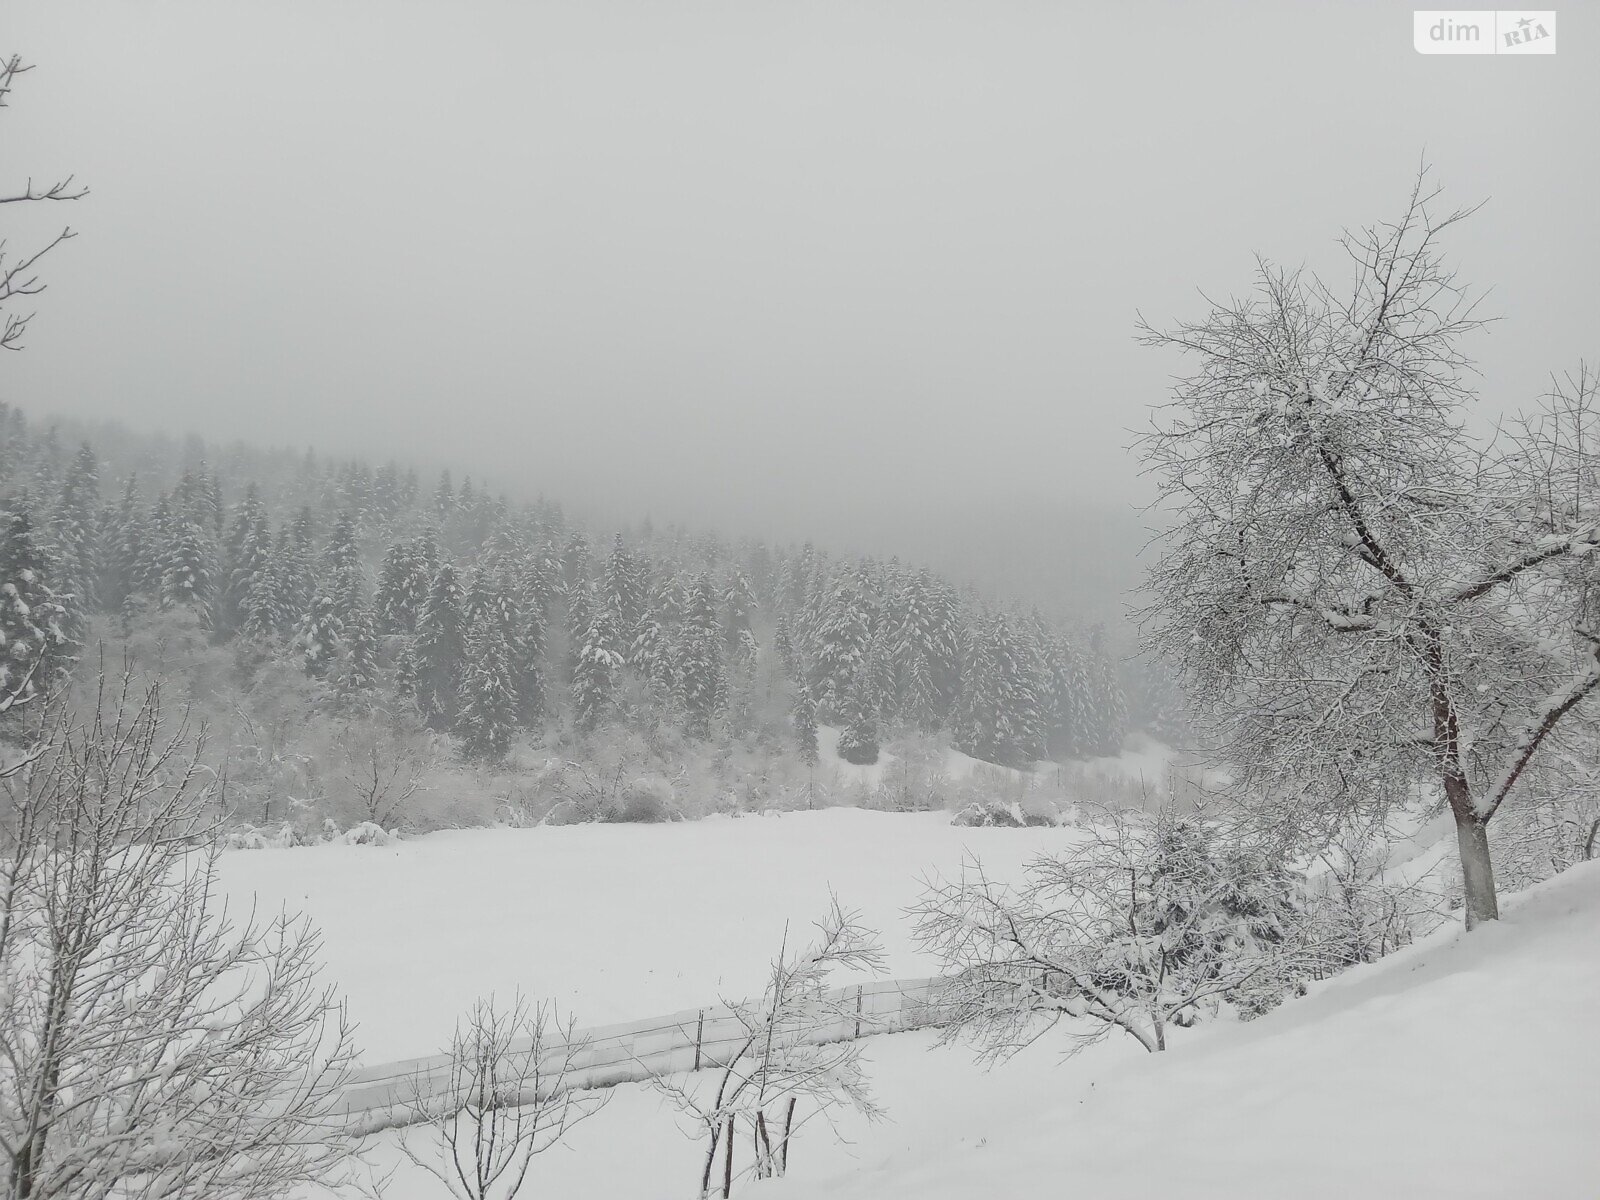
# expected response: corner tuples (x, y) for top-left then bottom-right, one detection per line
(1453, 809), (1500, 930)
(700, 1123), (721, 1199)
(1430, 648), (1500, 930)
(780, 1097), (796, 1175)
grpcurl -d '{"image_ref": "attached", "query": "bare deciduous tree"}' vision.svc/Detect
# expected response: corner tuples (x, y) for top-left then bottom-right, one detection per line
(335, 716), (437, 830)
(0, 672), (358, 1199)
(1138, 173), (1600, 928)
(652, 898), (885, 1199)
(0, 55), (87, 352)
(400, 994), (606, 1200)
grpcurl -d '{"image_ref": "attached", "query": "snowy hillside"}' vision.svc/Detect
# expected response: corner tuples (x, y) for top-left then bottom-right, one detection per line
(773, 860), (1600, 1200)
(324, 860), (1600, 1199)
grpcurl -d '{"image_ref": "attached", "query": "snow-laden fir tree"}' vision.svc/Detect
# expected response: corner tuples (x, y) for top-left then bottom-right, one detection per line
(217, 486), (268, 635)
(793, 682), (819, 768)
(807, 574), (869, 721)
(52, 442), (100, 613)
(675, 574), (725, 739)
(159, 517), (212, 619)
(97, 475), (144, 615)
(562, 531), (591, 595)
(722, 567), (757, 655)
(772, 611), (798, 681)
(238, 526), (294, 641)
(457, 618), (519, 763)
(0, 509), (71, 713)
(629, 597), (670, 688)
(334, 601), (381, 710)
(414, 561), (467, 730)
(570, 588), (625, 734)
(604, 532), (645, 648)
(376, 534), (434, 635)
(835, 669), (880, 766)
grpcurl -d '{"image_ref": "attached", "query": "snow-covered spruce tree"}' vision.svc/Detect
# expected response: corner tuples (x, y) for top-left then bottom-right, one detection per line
(52, 443), (99, 615)
(955, 612), (1042, 767)
(415, 561), (468, 731)
(834, 675), (880, 766)
(238, 525), (292, 642)
(1083, 628), (1130, 756)
(0, 509), (71, 715)
(604, 532), (645, 648)
(457, 620), (519, 764)
(375, 540), (415, 634)
(217, 487), (268, 636)
(1138, 179), (1600, 928)
(793, 683), (819, 768)
(377, 531), (438, 636)
(297, 591), (343, 678)
(722, 567), (757, 656)
(675, 574), (726, 739)
(570, 589), (624, 734)
(97, 476), (145, 616)
(0, 675), (358, 1198)
(772, 612), (798, 681)
(913, 803), (1307, 1058)
(561, 530), (591, 595)
(807, 574), (868, 722)
(504, 574), (545, 726)
(158, 516), (212, 619)
(333, 600), (381, 711)
(629, 598), (669, 689)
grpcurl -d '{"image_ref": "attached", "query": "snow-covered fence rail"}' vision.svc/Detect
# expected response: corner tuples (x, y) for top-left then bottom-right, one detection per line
(339, 976), (947, 1134)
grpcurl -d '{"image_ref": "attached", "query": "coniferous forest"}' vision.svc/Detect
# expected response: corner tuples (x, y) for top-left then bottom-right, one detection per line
(0, 403), (1146, 836)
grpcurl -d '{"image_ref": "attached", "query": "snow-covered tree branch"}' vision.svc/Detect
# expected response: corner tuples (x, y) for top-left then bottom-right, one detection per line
(0, 671), (358, 1199)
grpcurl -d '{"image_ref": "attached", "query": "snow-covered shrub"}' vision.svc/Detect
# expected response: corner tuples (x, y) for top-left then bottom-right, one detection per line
(601, 775), (680, 823)
(338, 820), (393, 845)
(914, 802), (1310, 1058)
(222, 821), (303, 850)
(952, 801), (1025, 828)
(1301, 815), (1448, 971)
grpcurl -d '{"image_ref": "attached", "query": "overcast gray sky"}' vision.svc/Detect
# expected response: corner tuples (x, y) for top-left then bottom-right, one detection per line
(4, 1), (1597, 615)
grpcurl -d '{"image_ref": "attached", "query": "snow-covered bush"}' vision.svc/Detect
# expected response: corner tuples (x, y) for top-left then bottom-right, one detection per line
(1300, 815), (1448, 971)
(600, 774), (680, 823)
(914, 802), (1309, 1058)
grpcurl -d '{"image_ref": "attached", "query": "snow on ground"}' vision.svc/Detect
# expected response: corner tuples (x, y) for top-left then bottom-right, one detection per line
(216, 810), (1078, 1063)
(331, 859), (1600, 1200)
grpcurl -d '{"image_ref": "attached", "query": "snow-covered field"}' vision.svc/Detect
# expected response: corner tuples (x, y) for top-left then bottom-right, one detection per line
(307, 855), (1600, 1199)
(216, 810), (1077, 1063)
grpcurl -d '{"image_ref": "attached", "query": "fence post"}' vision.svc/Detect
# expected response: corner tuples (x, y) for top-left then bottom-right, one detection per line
(693, 1010), (704, 1071)
(854, 985), (863, 1039)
